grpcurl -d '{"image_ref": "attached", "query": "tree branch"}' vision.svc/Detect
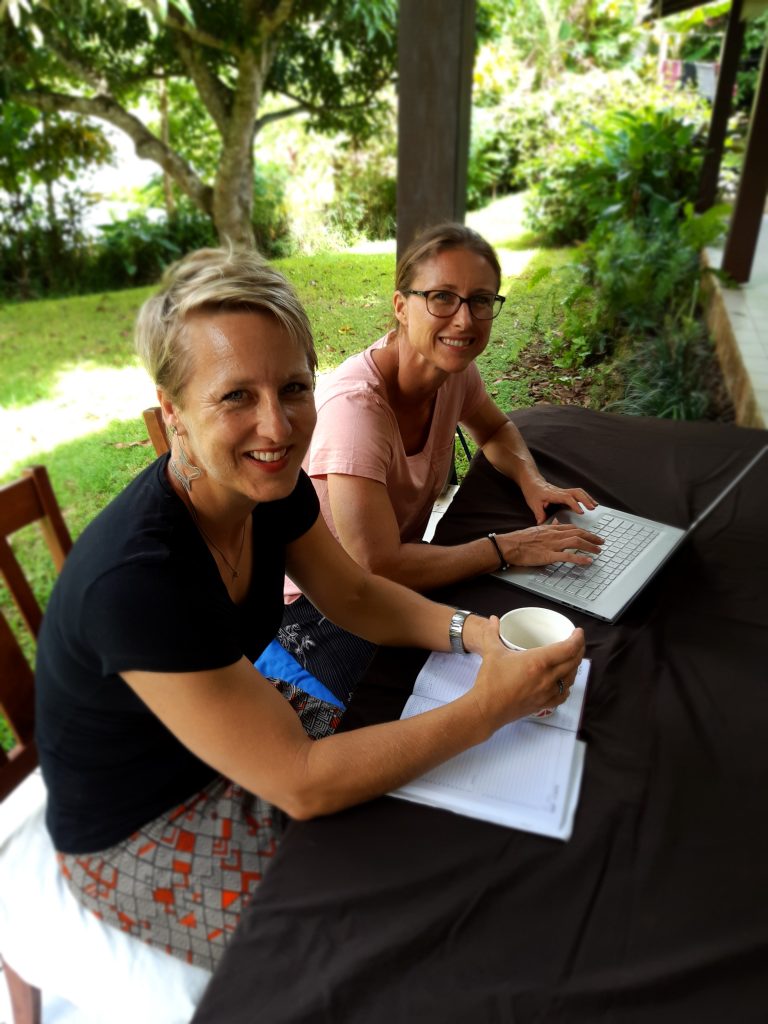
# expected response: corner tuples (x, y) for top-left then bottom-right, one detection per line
(253, 103), (306, 133)
(11, 87), (214, 217)
(258, 0), (295, 38)
(16, 19), (108, 93)
(277, 82), (395, 120)
(165, 9), (232, 134)
(138, 0), (241, 57)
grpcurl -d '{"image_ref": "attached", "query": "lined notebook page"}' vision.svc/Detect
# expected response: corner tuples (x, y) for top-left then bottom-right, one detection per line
(391, 652), (589, 839)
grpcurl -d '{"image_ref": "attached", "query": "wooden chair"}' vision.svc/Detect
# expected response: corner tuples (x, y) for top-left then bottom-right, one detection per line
(0, 466), (72, 1024)
(0, 608), (43, 1024)
(143, 406), (169, 456)
(0, 466), (72, 806)
(0, 465), (209, 1024)
(0, 466), (72, 641)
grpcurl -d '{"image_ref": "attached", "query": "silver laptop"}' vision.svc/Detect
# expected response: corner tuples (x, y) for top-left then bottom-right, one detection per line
(493, 445), (768, 623)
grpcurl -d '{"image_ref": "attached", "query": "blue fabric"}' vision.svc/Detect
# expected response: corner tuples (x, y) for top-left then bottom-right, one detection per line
(255, 639), (345, 710)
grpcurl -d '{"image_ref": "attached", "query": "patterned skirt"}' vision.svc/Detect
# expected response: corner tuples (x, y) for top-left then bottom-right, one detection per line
(57, 680), (342, 972)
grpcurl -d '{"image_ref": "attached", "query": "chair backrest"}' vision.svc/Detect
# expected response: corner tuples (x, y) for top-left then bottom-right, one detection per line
(0, 607), (38, 800)
(0, 465), (72, 802)
(143, 406), (170, 456)
(0, 465), (72, 638)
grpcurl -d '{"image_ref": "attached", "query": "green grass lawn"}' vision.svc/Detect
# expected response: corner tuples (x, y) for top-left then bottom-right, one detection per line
(1, 197), (571, 735)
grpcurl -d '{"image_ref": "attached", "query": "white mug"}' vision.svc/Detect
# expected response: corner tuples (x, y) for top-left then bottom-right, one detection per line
(498, 607), (576, 719)
(499, 606), (575, 651)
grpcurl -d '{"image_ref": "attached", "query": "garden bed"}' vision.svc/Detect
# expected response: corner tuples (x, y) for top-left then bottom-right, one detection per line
(512, 335), (735, 423)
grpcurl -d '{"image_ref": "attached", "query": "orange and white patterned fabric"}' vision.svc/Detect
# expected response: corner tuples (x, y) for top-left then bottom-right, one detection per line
(57, 680), (341, 971)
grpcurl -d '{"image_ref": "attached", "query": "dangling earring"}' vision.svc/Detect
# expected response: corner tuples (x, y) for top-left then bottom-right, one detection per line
(169, 424), (203, 493)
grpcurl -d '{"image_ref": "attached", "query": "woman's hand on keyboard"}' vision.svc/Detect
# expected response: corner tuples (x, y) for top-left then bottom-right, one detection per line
(500, 522), (604, 567)
(519, 477), (598, 525)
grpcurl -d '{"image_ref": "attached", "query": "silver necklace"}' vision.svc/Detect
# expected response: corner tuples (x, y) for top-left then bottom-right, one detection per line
(187, 503), (247, 581)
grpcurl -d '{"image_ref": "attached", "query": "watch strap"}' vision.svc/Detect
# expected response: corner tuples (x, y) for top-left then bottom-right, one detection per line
(449, 609), (473, 655)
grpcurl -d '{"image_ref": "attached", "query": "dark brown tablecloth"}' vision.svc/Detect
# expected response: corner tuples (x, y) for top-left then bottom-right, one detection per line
(192, 406), (768, 1024)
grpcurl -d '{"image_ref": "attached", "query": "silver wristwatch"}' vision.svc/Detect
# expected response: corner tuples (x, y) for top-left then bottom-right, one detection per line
(449, 609), (473, 655)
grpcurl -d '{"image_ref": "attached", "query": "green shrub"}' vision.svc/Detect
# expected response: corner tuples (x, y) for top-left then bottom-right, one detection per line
(88, 213), (189, 288)
(525, 105), (708, 244)
(468, 78), (600, 210)
(1, 161), (291, 299)
(251, 161), (293, 257)
(467, 115), (509, 211)
(514, 84), (729, 390)
(324, 144), (396, 244)
(466, 66), (712, 219)
(0, 189), (91, 300)
(589, 205), (697, 327)
(548, 199), (728, 369)
(608, 316), (713, 421)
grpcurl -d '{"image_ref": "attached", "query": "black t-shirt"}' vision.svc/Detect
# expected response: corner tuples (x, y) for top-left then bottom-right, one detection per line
(35, 456), (319, 853)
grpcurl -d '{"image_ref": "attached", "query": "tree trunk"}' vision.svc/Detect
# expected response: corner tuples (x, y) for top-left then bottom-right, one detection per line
(209, 45), (267, 249)
(212, 143), (256, 247)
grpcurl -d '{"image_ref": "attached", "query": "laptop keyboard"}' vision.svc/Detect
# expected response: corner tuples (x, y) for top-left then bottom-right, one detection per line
(534, 513), (659, 602)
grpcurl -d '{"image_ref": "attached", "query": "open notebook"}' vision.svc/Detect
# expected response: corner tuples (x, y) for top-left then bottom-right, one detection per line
(391, 651), (590, 840)
(493, 445), (768, 622)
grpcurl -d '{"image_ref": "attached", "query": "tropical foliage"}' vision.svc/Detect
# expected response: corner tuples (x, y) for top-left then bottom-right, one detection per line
(0, 0), (398, 244)
(0, 101), (112, 296)
(523, 102), (711, 243)
(476, 0), (646, 89)
(521, 97), (730, 421)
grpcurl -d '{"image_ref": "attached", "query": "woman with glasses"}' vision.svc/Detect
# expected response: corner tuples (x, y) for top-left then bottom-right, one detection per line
(276, 223), (601, 704)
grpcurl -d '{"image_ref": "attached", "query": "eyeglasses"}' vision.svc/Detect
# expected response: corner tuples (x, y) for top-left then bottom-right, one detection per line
(403, 289), (505, 321)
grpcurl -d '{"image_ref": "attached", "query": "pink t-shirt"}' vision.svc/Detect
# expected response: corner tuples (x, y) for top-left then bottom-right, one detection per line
(284, 335), (487, 601)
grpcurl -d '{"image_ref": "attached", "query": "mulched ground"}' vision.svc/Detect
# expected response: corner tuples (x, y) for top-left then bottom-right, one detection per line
(513, 341), (597, 409)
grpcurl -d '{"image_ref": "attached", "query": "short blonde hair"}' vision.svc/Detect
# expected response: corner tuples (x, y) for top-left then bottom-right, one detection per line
(135, 247), (316, 402)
